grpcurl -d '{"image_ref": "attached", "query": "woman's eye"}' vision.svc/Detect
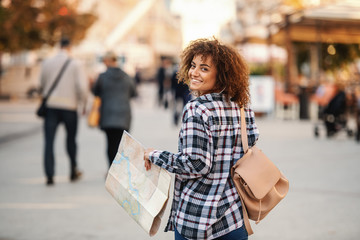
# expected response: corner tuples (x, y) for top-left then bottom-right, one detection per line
(201, 67), (208, 71)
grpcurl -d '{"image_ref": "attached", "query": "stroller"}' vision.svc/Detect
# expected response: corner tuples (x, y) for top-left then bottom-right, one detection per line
(314, 90), (354, 138)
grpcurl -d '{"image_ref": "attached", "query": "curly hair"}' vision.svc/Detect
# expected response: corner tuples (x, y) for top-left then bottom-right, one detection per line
(177, 38), (250, 107)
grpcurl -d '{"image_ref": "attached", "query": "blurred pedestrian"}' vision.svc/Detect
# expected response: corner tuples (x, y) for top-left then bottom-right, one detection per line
(171, 64), (191, 125)
(134, 66), (142, 101)
(39, 37), (88, 186)
(156, 57), (172, 108)
(323, 83), (347, 137)
(134, 66), (142, 86)
(144, 38), (259, 240)
(92, 51), (136, 167)
(355, 86), (360, 142)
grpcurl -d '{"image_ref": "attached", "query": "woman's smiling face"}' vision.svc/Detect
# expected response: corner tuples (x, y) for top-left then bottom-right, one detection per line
(188, 54), (217, 95)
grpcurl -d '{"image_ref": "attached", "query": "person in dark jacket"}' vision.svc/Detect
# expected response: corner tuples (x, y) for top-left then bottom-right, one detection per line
(355, 86), (360, 142)
(171, 65), (191, 125)
(323, 85), (347, 137)
(157, 57), (172, 108)
(92, 51), (136, 167)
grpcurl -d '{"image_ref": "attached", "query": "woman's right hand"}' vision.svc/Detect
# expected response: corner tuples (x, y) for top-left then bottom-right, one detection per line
(144, 148), (154, 171)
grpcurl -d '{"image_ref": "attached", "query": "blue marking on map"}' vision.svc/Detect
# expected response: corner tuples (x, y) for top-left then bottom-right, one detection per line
(113, 151), (140, 216)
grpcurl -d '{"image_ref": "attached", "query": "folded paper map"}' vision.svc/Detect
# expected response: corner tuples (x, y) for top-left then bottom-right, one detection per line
(105, 131), (171, 236)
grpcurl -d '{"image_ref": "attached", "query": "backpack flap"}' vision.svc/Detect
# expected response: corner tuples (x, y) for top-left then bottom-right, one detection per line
(233, 146), (281, 200)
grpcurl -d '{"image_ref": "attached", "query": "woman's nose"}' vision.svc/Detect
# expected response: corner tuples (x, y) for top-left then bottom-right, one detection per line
(190, 67), (199, 77)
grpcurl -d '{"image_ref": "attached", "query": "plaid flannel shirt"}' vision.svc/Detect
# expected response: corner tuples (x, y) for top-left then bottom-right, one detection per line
(149, 93), (259, 239)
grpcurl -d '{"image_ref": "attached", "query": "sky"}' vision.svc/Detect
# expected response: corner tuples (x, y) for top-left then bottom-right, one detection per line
(170, 0), (236, 46)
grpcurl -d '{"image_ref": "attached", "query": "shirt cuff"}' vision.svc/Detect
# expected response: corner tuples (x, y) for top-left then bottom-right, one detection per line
(148, 150), (162, 163)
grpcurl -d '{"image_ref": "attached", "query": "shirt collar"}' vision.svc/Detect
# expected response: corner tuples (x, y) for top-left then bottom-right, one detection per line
(195, 92), (225, 102)
(56, 50), (69, 58)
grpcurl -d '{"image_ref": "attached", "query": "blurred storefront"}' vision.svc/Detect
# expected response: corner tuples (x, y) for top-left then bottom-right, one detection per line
(270, 0), (360, 89)
(270, 0), (360, 120)
(221, 0), (360, 119)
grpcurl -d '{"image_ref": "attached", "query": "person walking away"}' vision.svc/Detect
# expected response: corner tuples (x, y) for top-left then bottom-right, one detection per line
(323, 83), (347, 137)
(355, 86), (360, 142)
(92, 51), (136, 167)
(171, 64), (191, 125)
(157, 57), (172, 108)
(39, 37), (88, 186)
(144, 38), (259, 240)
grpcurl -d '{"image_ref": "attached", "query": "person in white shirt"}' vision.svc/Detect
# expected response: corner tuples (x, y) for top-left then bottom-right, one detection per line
(39, 37), (88, 186)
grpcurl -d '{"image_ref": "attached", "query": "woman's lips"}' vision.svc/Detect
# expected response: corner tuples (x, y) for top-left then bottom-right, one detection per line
(191, 79), (202, 84)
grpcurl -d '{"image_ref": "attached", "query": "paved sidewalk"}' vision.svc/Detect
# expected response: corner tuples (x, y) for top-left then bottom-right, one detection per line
(0, 100), (42, 144)
(0, 83), (359, 240)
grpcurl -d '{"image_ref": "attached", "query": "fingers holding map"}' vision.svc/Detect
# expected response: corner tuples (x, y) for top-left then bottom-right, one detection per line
(105, 131), (171, 236)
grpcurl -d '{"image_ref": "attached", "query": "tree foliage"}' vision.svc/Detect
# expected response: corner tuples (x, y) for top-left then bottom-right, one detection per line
(0, 0), (96, 53)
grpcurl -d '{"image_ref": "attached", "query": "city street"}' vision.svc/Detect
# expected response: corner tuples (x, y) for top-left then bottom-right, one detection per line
(0, 83), (359, 240)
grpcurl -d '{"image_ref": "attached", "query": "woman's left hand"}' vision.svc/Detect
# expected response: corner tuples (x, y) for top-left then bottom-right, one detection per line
(144, 148), (154, 171)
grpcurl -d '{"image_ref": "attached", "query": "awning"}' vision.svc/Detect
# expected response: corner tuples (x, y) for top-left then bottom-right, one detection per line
(271, 1), (360, 45)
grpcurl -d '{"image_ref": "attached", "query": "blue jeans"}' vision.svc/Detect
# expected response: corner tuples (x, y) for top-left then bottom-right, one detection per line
(174, 225), (248, 240)
(44, 108), (78, 178)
